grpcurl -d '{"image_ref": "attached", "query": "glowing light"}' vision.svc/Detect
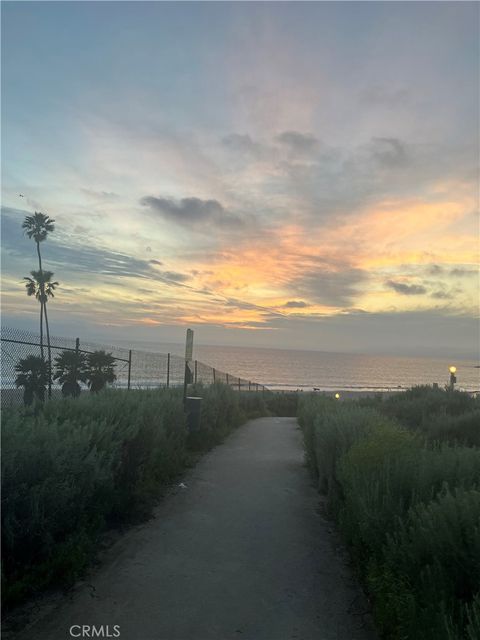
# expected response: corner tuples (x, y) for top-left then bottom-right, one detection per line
(449, 366), (457, 374)
(335, 393), (340, 399)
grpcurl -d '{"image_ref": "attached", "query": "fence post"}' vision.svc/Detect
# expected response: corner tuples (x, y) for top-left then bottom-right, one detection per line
(226, 373), (229, 386)
(127, 350), (132, 390)
(238, 377), (241, 392)
(195, 360), (198, 385)
(256, 383), (259, 393)
(74, 338), (80, 397)
(213, 368), (216, 383)
(249, 381), (251, 392)
(166, 353), (170, 388)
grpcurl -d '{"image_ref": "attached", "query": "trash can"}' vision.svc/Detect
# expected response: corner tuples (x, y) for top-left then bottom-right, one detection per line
(185, 396), (202, 431)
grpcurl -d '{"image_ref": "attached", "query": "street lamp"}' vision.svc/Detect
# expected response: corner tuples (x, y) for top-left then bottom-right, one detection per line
(449, 366), (457, 391)
(335, 393), (340, 400)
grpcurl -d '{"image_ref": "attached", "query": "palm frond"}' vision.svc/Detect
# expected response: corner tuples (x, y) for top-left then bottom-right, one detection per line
(22, 212), (55, 242)
(23, 276), (39, 297)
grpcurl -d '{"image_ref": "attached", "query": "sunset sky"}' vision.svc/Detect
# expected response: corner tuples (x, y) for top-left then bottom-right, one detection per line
(2, 2), (479, 357)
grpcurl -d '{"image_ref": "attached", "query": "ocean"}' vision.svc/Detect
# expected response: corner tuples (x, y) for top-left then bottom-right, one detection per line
(117, 340), (480, 394)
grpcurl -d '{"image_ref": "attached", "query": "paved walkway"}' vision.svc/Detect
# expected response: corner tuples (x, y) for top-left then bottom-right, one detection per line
(15, 418), (375, 640)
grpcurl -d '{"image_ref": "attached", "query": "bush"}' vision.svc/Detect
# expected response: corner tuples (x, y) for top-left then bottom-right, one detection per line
(187, 383), (245, 450)
(187, 384), (297, 449)
(369, 488), (480, 640)
(2, 384), (260, 608)
(338, 429), (480, 562)
(2, 410), (117, 605)
(419, 409), (480, 447)
(238, 391), (268, 419)
(381, 385), (477, 428)
(297, 394), (386, 492)
(265, 391), (299, 417)
(297, 394), (335, 476)
(300, 392), (480, 639)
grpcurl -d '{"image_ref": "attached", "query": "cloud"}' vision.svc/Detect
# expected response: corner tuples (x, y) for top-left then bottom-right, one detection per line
(149, 259), (163, 265)
(370, 137), (408, 168)
(276, 131), (319, 154)
(284, 300), (309, 308)
(360, 86), (410, 108)
(140, 196), (242, 228)
(431, 290), (453, 300)
(223, 297), (284, 318)
(294, 267), (368, 307)
(1, 207), (190, 287)
(162, 271), (190, 283)
(426, 265), (478, 279)
(386, 280), (427, 295)
(221, 133), (266, 158)
(427, 264), (444, 275)
(451, 268), (478, 277)
(81, 189), (119, 200)
(235, 307), (478, 359)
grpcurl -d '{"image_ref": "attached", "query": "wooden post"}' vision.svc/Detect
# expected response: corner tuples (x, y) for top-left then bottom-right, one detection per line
(226, 373), (229, 386)
(127, 350), (132, 390)
(213, 367), (216, 383)
(249, 381), (251, 392)
(166, 353), (170, 388)
(238, 377), (241, 392)
(195, 360), (198, 384)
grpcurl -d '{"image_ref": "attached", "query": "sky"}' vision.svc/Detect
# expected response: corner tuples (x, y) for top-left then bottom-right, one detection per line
(1, 1), (479, 358)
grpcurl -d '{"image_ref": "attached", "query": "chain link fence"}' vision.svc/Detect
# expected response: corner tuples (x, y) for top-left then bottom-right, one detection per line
(1, 326), (268, 407)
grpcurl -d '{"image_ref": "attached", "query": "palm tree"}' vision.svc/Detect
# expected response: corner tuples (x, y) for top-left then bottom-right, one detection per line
(54, 350), (88, 397)
(86, 351), (117, 393)
(22, 212), (55, 394)
(15, 355), (48, 406)
(23, 269), (59, 397)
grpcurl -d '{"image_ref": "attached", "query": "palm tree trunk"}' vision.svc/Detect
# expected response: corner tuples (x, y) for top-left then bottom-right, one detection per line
(43, 300), (53, 398)
(36, 241), (45, 360)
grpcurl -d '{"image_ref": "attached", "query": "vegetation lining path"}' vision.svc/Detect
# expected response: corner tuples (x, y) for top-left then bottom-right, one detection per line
(17, 417), (375, 640)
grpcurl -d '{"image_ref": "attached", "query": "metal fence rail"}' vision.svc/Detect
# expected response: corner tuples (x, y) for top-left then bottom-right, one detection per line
(0, 326), (268, 407)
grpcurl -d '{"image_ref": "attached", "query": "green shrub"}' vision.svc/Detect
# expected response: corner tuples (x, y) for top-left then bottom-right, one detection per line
(265, 391), (299, 417)
(337, 422), (419, 558)
(238, 391), (268, 419)
(302, 393), (480, 639)
(369, 488), (480, 640)
(314, 405), (389, 498)
(2, 411), (116, 605)
(297, 394), (335, 476)
(188, 382), (244, 450)
(381, 386), (477, 429)
(2, 384), (255, 608)
(338, 429), (480, 558)
(297, 394), (388, 493)
(420, 409), (480, 447)
(466, 595), (480, 640)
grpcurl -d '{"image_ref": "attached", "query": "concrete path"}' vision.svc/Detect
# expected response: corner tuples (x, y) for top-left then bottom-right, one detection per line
(15, 418), (375, 640)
